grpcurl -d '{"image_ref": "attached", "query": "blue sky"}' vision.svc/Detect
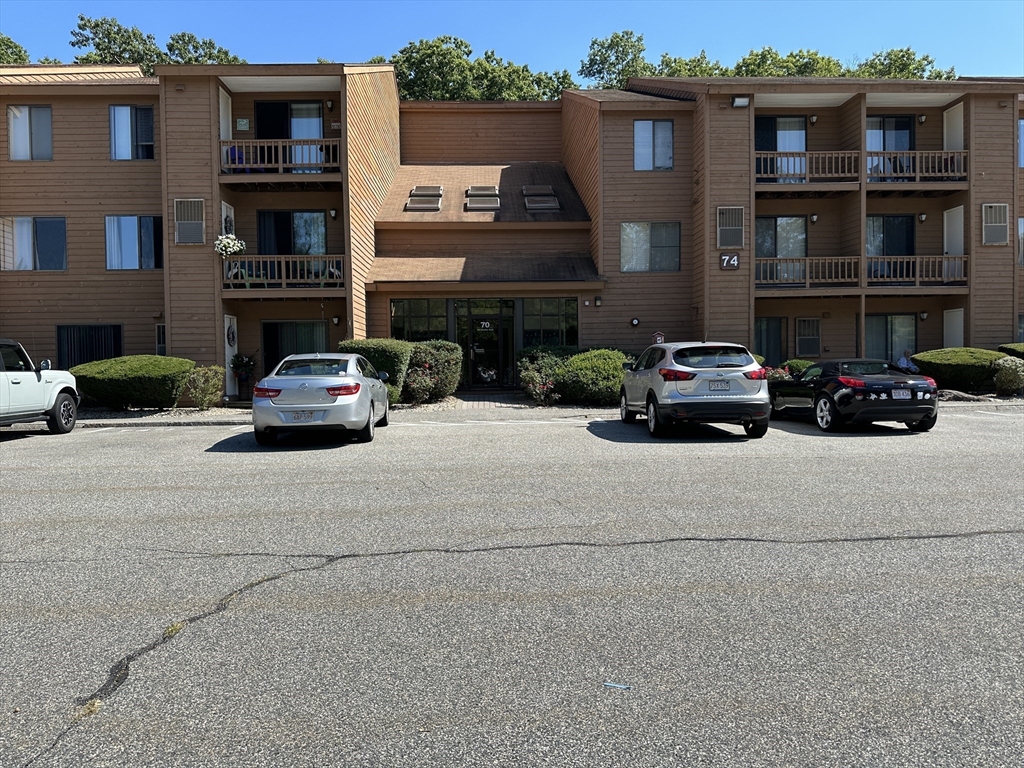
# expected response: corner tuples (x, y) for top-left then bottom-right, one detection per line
(2, 0), (1022, 79)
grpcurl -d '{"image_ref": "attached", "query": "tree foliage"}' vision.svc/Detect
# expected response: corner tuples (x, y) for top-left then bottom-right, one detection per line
(579, 30), (656, 89)
(850, 47), (956, 80)
(657, 50), (731, 78)
(0, 32), (31, 64)
(70, 15), (245, 76)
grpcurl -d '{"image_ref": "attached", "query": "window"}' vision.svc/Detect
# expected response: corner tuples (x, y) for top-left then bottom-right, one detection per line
(755, 116), (806, 181)
(755, 217), (806, 258)
(867, 215), (915, 256)
(105, 216), (163, 269)
(7, 105), (52, 161)
(0, 216), (66, 270)
(620, 222), (680, 272)
(754, 317), (787, 367)
(1019, 217), (1024, 267)
(633, 120), (673, 171)
(0, 343), (33, 372)
(795, 318), (821, 357)
(867, 116), (914, 181)
(523, 298), (578, 348)
(173, 199), (205, 245)
(1019, 119), (1023, 167)
(110, 105), (154, 160)
(391, 299), (448, 342)
(982, 204), (1008, 245)
(56, 325), (123, 370)
(155, 324), (166, 356)
(717, 207), (744, 249)
(257, 211), (326, 254)
(865, 314), (916, 363)
(1018, 314), (1024, 343)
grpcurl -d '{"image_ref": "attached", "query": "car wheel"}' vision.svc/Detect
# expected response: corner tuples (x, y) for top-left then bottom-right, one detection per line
(355, 402), (375, 443)
(769, 394), (785, 420)
(377, 398), (389, 427)
(744, 420), (769, 439)
(814, 395), (841, 432)
(254, 428), (275, 446)
(646, 397), (667, 437)
(907, 413), (937, 432)
(46, 393), (77, 434)
(620, 391), (636, 423)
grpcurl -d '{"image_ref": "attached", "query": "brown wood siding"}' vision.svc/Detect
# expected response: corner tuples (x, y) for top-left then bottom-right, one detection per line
(400, 105), (560, 164)
(345, 70), (400, 339)
(838, 94), (863, 151)
(561, 95), (602, 268)
(0, 92), (165, 362)
(581, 109), (693, 353)
(968, 94), (1017, 348)
(839, 192), (862, 256)
(224, 90), (342, 141)
(162, 76), (219, 365)
(374, 227), (589, 253)
(691, 95), (707, 338)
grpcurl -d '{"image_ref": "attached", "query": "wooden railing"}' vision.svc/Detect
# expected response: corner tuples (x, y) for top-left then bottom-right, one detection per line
(220, 139), (342, 174)
(755, 255), (969, 289)
(866, 151), (968, 182)
(755, 151), (859, 182)
(223, 255), (344, 289)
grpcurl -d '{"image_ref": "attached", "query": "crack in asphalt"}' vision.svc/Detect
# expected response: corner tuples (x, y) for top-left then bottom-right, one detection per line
(19, 527), (1024, 767)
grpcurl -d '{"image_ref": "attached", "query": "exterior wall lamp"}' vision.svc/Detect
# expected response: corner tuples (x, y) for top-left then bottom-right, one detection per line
(731, 96), (750, 108)
(329, 209), (337, 219)
(809, 114), (818, 125)
(810, 214), (818, 224)
(326, 100), (334, 111)
(918, 213), (927, 223)
(918, 114), (927, 124)
(919, 311), (928, 321)
(332, 316), (340, 326)
(595, 296), (602, 307)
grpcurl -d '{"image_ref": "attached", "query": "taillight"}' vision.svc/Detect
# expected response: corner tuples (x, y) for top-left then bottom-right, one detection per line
(659, 368), (696, 381)
(743, 367), (767, 380)
(253, 386), (282, 398)
(923, 376), (937, 388)
(837, 376), (866, 388)
(325, 383), (360, 397)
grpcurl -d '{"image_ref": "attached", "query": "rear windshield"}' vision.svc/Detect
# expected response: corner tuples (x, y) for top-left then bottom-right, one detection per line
(840, 361), (893, 376)
(276, 359), (349, 376)
(672, 346), (754, 368)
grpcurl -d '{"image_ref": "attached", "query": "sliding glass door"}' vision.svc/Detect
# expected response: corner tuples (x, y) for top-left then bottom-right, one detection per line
(755, 116), (806, 181)
(867, 116), (915, 180)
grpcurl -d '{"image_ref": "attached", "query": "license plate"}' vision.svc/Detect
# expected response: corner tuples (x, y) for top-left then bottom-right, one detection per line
(891, 389), (912, 400)
(709, 380), (731, 391)
(291, 411), (314, 422)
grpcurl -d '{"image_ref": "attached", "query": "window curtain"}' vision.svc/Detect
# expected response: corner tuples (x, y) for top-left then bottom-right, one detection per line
(110, 106), (132, 160)
(633, 121), (653, 171)
(14, 217), (33, 270)
(107, 216), (143, 269)
(620, 223), (649, 272)
(34, 218), (66, 270)
(8, 107), (31, 160)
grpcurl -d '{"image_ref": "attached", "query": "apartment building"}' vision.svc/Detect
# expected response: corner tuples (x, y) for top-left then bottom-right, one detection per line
(2, 65), (1021, 390)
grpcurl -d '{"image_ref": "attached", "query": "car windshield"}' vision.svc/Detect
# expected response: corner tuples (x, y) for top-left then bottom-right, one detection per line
(840, 361), (893, 376)
(673, 346), (754, 368)
(275, 359), (348, 376)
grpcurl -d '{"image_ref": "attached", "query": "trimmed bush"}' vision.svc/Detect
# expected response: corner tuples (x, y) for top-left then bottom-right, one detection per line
(997, 343), (1024, 360)
(993, 356), (1024, 395)
(911, 347), (1006, 392)
(753, 354), (766, 366)
(552, 349), (630, 406)
(185, 366), (225, 410)
(338, 339), (414, 404)
(518, 345), (579, 405)
(71, 355), (194, 409)
(403, 340), (462, 404)
(780, 359), (815, 375)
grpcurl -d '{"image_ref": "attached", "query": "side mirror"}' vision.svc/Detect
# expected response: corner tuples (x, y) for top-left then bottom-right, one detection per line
(378, 371), (390, 383)
(622, 361), (633, 371)
(39, 359), (51, 371)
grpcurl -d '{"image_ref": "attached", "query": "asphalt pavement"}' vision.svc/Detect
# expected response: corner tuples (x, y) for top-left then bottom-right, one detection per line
(1, 406), (1022, 766)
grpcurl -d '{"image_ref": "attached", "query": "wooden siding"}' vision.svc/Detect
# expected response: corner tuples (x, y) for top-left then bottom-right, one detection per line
(0, 92), (164, 362)
(561, 94), (602, 268)
(839, 191), (862, 256)
(691, 95), (707, 340)
(400, 104), (561, 164)
(375, 227), (589, 253)
(838, 94), (863, 152)
(344, 70), (400, 338)
(580, 109), (693, 353)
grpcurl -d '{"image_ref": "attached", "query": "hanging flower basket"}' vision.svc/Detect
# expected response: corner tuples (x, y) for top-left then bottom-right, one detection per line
(214, 234), (247, 260)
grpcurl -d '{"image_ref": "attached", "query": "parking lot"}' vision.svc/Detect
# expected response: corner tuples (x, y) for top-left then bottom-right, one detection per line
(2, 406), (1023, 766)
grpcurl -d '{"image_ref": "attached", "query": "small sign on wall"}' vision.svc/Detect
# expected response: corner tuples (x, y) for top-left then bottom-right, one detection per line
(235, 118), (250, 131)
(720, 252), (740, 270)
(330, 119), (342, 131)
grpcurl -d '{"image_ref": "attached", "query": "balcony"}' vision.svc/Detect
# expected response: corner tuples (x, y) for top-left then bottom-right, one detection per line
(220, 139), (342, 175)
(755, 255), (969, 290)
(755, 151), (860, 183)
(223, 255), (344, 291)
(866, 151), (968, 183)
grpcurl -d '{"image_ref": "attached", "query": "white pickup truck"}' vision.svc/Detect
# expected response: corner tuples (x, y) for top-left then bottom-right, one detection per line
(0, 338), (80, 433)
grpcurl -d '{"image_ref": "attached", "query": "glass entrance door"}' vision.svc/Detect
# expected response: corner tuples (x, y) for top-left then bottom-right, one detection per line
(455, 299), (516, 388)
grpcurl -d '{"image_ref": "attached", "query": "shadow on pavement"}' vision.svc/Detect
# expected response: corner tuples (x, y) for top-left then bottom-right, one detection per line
(767, 416), (922, 438)
(206, 430), (358, 453)
(587, 420), (750, 444)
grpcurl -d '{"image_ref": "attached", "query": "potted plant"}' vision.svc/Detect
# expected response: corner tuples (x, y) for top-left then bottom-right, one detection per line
(230, 352), (257, 383)
(214, 233), (247, 260)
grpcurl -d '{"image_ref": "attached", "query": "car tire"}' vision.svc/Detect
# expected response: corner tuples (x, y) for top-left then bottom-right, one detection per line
(377, 398), (389, 427)
(814, 395), (842, 432)
(769, 395), (785, 420)
(907, 413), (937, 432)
(355, 402), (375, 443)
(646, 396), (667, 438)
(620, 391), (636, 423)
(744, 420), (769, 439)
(254, 428), (275, 446)
(46, 393), (77, 434)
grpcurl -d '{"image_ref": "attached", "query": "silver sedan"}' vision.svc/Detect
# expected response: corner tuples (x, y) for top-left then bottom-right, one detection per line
(252, 353), (390, 445)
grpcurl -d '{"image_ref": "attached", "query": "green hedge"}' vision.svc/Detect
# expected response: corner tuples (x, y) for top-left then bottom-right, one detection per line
(338, 338), (414, 404)
(752, 354), (766, 366)
(911, 347), (1006, 392)
(403, 340), (462, 404)
(552, 349), (630, 406)
(780, 358), (815, 375)
(997, 343), (1024, 360)
(993, 356), (1024, 395)
(71, 355), (194, 409)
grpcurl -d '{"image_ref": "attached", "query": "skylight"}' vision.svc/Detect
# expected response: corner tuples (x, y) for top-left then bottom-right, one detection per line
(524, 196), (559, 211)
(467, 185), (499, 197)
(465, 197), (500, 211)
(522, 185), (554, 196)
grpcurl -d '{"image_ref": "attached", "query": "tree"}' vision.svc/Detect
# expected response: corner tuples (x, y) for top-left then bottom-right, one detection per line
(0, 32), (30, 64)
(534, 69), (578, 101)
(578, 30), (656, 89)
(37, 57), (64, 65)
(851, 47), (955, 80)
(733, 47), (843, 77)
(165, 32), (245, 66)
(657, 50), (732, 78)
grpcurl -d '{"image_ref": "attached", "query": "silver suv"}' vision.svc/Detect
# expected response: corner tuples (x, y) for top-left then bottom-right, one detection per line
(620, 342), (771, 438)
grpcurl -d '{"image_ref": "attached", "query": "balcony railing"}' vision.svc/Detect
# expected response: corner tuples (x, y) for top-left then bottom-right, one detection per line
(755, 151), (859, 182)
(755, 255), (969, 288)
(220, 139), (342, 174)
(223, 255), (344, 289)
(866, 151), (968, 182)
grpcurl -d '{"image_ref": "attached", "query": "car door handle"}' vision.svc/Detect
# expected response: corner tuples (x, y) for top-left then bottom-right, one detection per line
(11, 379), (21, 384)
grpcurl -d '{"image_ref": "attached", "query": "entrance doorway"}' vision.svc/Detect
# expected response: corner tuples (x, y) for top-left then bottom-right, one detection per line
(261, 320), (329, 375)
(455, 299), (515, 388)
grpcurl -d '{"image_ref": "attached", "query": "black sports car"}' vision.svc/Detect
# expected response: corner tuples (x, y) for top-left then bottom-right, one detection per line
(769, 359), (938, 432)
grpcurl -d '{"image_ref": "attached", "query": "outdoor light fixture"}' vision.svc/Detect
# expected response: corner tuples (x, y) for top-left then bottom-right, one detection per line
(810, 214), (818, 224)
(731, 96), (750, 108)
(595, 296), (602, 307)
(919, 311), (928, 321)
(332, 316), (340, 326)
(326, 100), (334, 111)
(918, 213), (927, 223)
(175, 84), (185, 91)
(809, 114), (818, 125)
(329, 209), (337, 219)
(918, 114), (927, 124)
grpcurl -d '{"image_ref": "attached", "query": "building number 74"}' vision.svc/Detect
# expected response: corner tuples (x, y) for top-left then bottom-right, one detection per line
(720, 253), (740, 270)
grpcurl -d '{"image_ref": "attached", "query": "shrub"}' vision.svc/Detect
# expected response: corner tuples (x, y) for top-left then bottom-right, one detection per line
(765, 366), (793, 382)
(993, 356), (1024, 395)
(185, 366), (225, 410)
(71, 355), (194, 409)
(911, 347), (1006, 392)
(337, 339), (414, 404)
(997, 343), (1024, 360)
(780, 359), (815, 375)
(552, 349), (630, 406)
(403, 340), (462, 404)
(518, 345), (578, 405)
(752, 354), (766, 366)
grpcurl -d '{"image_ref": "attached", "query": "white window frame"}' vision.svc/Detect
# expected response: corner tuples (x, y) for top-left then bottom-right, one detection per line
(796, 317), (821, 357)
(981, 204), (1009, 246)
(105, 215), (162, 270)
(7, 105), (53, 161)
(0, 216), (66, 271)
(109, 105), (155, 161)
(174, 199), (206, 245)
(717, 207), (745, 249)
(633, 119), (673, 171)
